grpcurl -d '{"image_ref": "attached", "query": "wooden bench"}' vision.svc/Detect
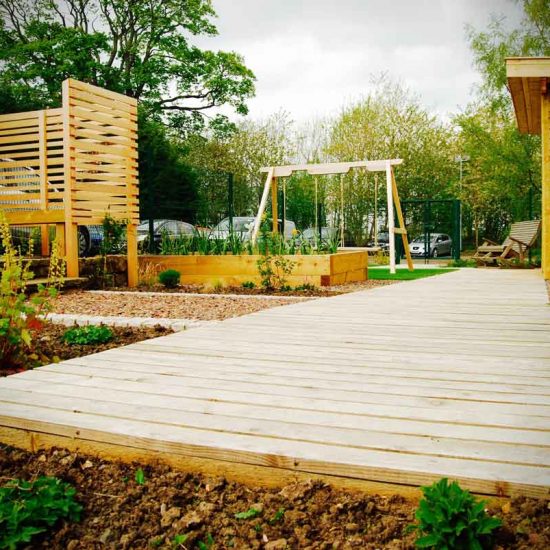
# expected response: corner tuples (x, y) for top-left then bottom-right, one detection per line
(474, 220), (541, 265)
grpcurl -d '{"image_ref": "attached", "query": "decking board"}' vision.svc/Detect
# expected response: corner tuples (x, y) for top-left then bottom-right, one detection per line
(0, 268), (549, 498)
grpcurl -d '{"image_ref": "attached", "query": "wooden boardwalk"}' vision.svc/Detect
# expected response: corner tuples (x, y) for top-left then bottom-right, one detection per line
(1, 269), (549, 498)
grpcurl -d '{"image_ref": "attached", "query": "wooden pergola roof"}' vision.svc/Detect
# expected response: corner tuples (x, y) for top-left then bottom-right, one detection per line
(506, 57), (550, 135)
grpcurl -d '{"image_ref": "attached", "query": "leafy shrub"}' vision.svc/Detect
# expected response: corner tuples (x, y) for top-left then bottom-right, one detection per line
(257, 255), (296, 290)
(63, 325), (113, 345)
(409, 478), (501, 549)
(447, 258), (477, 268)
(100, 214), (127, 255)
(373, 250), (390, 265)
(0, 213), (63, 371)
(0, 476), (82, 550)
(158, 269), (180, 288)
(97, 214), (128, 288)
(295, 283), (316, 291)
(241, 281), (256, 289)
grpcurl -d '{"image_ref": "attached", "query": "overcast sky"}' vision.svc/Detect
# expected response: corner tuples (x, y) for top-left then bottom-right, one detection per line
(194, 0), (523, 123)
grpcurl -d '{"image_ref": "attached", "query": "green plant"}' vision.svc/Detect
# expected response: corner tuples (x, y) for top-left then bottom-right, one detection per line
(234, 507), (262, 520)
(257, 255), (296, 290)
(101, 214), (128, 255)
(294, 283), (316, 292)
(409, 478), (501, 549)
(447, 258), (477, 268)
(158, 269), (181, 288)
(159, 231), (192, 256)
(241, 281), (256, 289)
(135, 468), (146, 485)
(97, 214), (128, 288)
(62, 325), (113, 345)
(171, 534), (188, 548)
(0, 213), (63, 371)
(269, 507), (285, 524)
(197, 533), (214, 550)
(373, 250), (390, 265)
(0, 476), (82, 550)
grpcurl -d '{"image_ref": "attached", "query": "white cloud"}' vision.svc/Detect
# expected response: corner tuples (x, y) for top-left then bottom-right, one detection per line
(194, 0), (523, 122)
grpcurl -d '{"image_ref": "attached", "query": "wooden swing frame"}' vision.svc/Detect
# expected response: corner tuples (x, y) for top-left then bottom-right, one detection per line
(255, 159), (413, 273)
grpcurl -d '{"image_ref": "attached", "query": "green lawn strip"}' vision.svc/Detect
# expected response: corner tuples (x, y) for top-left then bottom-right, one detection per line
(367, 267), (457, 280)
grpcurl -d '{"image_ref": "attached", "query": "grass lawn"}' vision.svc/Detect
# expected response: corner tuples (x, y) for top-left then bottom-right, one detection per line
(368, 267), (457, 280)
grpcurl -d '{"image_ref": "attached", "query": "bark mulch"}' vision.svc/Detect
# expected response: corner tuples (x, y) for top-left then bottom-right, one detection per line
(0, 446), (548, 549)
(52, 292), (310, 321)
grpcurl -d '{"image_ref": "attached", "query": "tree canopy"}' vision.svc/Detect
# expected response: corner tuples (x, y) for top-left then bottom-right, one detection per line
(0, 0), (255, 134)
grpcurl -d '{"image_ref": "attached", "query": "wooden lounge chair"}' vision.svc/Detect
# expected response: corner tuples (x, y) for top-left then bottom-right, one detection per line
(474, 220), (541, 265)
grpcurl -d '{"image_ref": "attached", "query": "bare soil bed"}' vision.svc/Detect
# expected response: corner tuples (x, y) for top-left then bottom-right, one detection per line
(53, 292), (312, 321)
(1, 323), (172, 376)
(1, 445), (548, 549)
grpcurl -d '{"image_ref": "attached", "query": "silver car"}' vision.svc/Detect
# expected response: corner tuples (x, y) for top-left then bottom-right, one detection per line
(410, 233), (452, 258)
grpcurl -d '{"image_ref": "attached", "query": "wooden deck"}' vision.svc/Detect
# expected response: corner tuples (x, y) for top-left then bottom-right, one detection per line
(1, 269), (549, 498)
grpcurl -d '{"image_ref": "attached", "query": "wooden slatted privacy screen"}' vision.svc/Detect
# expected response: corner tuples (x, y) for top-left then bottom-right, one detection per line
(66, 79), (139, 225)
(0, 108), (65, 222)
(0, 79), (139, 286)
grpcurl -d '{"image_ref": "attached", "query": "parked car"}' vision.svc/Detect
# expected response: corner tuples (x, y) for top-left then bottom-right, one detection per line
(410, 233), (452, 258)
(300, 226), (338, 244)
(211, 216), (297, 241)
(137, 219), (195, 251)
(367, 231), (390, 251)
(7, 224), (104, 257)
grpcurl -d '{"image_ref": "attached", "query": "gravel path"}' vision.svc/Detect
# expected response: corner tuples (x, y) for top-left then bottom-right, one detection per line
(53, 291), (309, 321)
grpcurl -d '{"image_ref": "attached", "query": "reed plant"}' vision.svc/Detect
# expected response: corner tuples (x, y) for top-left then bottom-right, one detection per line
(154, 227), (341, 257)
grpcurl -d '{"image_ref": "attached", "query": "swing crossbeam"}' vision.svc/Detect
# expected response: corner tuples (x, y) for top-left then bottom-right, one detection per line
(260, 159), (402, 178)
(254, 159), (412, 273)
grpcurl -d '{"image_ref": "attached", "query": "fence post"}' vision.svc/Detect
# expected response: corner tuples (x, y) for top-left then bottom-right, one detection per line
(453, 199), (461, 261)
(62, 79), (79, 278)
(38, 109), (49, 256)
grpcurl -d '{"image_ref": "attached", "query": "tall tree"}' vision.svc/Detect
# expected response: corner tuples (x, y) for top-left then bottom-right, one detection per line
(184, 112), (294, 225)
(326, 78), (457, 244)
(0, 0), (255, 134)
(459, 0), (547, 243)
(466, 0), (550, 108)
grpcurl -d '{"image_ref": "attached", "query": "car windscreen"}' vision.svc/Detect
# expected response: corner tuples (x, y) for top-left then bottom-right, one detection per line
(216, 218), (254, 232)
(138, 221), (163, 232)
(411, 236), (437, 243)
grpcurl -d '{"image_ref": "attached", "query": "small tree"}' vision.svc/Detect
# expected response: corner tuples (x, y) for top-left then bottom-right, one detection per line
(0, 212), (64, 371)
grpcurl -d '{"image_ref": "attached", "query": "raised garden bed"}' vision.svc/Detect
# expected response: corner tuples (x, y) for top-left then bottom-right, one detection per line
(140, 250), (368, 287)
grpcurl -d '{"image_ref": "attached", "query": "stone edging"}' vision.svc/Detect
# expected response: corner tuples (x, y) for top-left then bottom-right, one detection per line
(47, 313), (217, 332)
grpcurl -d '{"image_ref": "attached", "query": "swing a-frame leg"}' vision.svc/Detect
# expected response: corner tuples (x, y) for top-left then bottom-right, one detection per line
(391, 168), (414, 271)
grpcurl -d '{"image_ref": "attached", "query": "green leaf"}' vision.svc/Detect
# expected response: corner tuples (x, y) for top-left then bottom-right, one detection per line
(135, 468), (146, 485)
(415, 533), (440, 548)
(20, 329), (31, 347)
(234, 507), (261, 520)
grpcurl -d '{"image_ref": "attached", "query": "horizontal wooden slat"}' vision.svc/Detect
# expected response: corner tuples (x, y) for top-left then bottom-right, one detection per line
(72, 138), (137, 158)
(68, 78), (137, 107)
(73, 119), (135, 139)
(69, 88), (136, 116)
(71, 106), (136, 131)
